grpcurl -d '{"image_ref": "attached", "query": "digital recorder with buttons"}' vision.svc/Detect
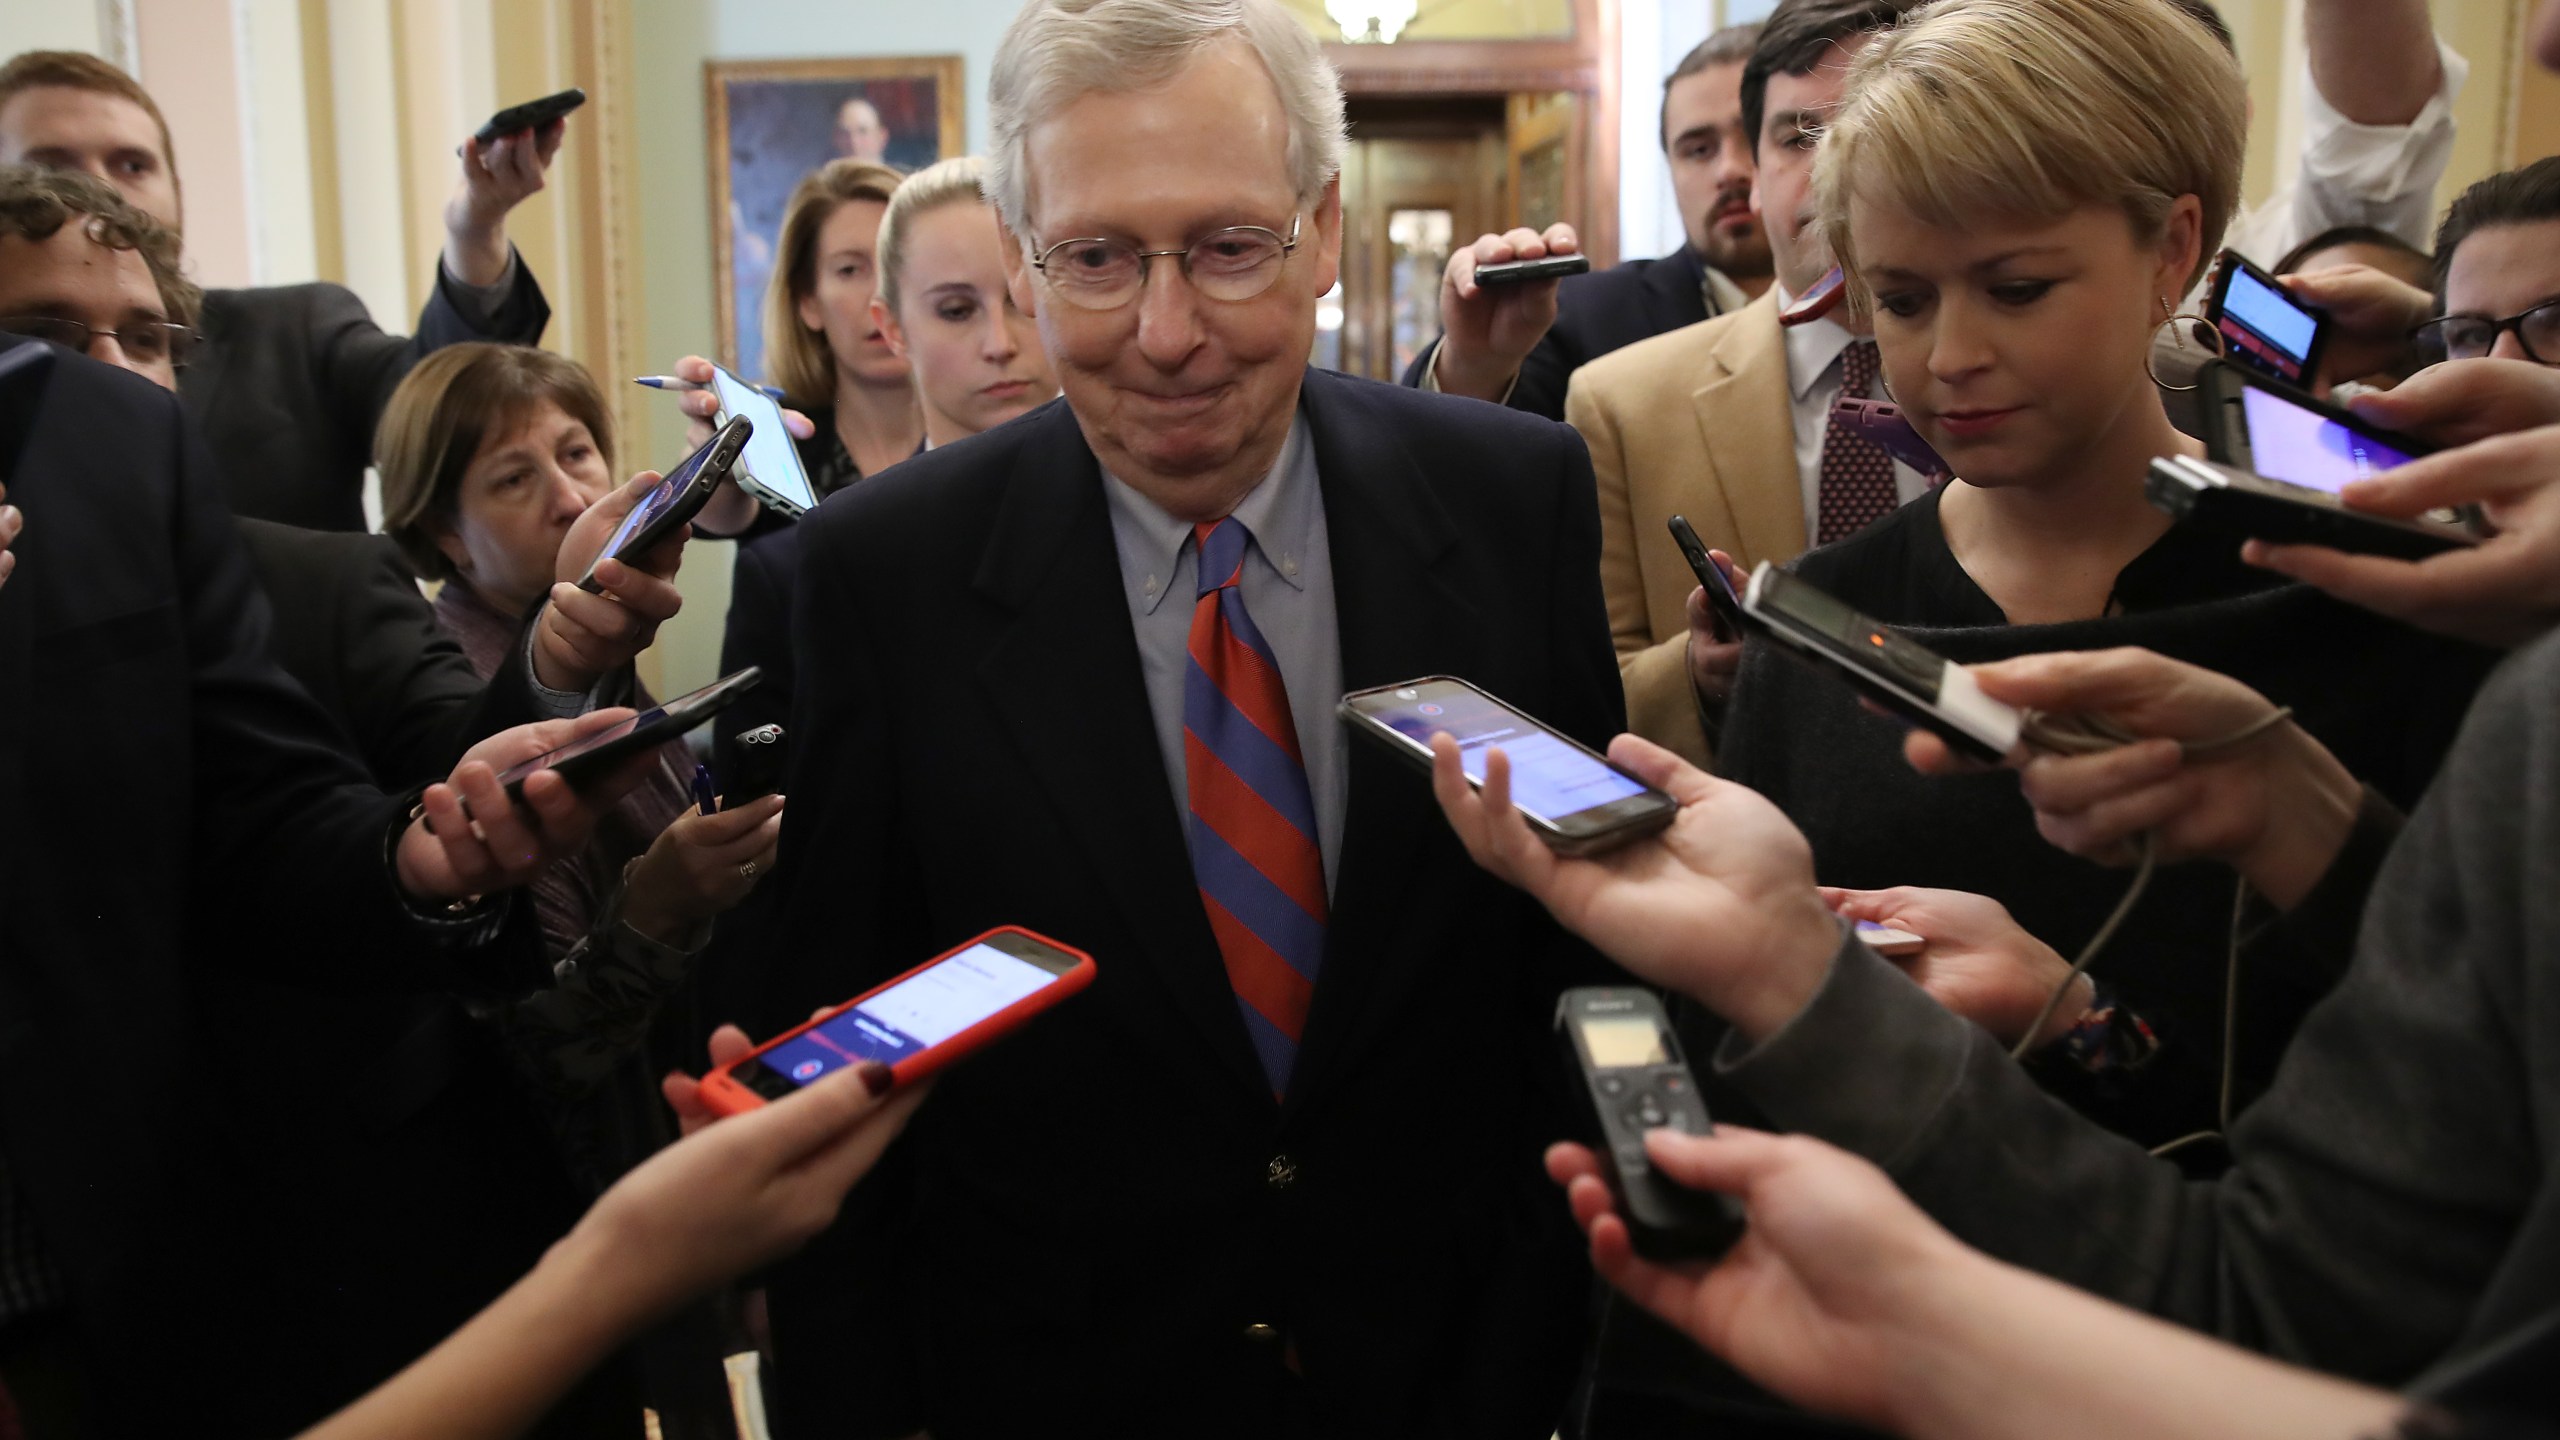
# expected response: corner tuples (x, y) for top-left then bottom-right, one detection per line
(1555, 987), (1744, 1260)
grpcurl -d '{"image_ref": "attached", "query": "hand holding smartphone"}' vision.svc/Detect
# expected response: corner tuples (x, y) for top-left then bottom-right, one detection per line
(575, 417), (752, 592)
(1340, 678), (1679, 855)
(708, 363), (821, 518)
(2208, 250), (2329, 387)
(1666, 515), (1753, 643)
(494, 667), (763, 802)
(699, 928), (1096, 1113)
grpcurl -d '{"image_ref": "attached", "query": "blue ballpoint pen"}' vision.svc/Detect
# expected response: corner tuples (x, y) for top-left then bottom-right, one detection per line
(692, 762), (719, 815)
(634, 375), (787, 400)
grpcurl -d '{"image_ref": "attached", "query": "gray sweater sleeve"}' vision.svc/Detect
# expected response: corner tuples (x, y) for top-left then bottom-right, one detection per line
(1717, 637), (2560, 1388)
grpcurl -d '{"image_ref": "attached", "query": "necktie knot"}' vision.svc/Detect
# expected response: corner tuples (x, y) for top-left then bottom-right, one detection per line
(1840, 337), (1880, 398)
(1194, 518), (1250, 598)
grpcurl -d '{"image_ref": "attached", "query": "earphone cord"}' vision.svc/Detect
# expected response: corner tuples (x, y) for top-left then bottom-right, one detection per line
(1999, 705), (2296, 1065)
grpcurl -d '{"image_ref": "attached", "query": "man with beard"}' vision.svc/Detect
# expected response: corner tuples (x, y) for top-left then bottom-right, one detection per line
(1399, 23), (1772, 420)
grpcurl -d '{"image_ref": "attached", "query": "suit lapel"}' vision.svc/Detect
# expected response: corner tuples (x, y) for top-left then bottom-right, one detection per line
(1285, 370), (1484, 1118)
(969, 407), (1271, 1104)
(175, 290), (238, 426)
(1692, 297), (1805, 567)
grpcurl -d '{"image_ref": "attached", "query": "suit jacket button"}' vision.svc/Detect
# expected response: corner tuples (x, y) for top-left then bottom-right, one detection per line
(1266, 1154), (1298, 1190)
(1244, 1322), (1281, 1343)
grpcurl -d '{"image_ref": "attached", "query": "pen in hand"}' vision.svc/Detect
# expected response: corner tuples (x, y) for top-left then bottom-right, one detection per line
(634, 376), (787, 400)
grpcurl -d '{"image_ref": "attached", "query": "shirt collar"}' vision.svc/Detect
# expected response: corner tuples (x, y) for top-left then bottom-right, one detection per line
(1104, 409), (1316, 616)
(1773, 281), (1867, 402)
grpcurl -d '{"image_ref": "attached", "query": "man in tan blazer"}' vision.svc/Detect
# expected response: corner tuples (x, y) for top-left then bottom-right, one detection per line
(1567, 0), (1928, 768)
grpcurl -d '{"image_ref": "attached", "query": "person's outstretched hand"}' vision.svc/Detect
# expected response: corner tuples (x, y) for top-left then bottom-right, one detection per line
(1547, 1126), (1980, 1433)
(575, 1054), (927, 1326)
(1431, 223), (1580, 403)
(2279, 263), (2431, 392)
(1821, 887), (2085, 1050)
(2246, 422), (2560, 649)
(394, 709), (657, 902)
(533, 471), (691, 693)
(1430, 731), (1840, 1040)
(1901, 649), (2359, 910)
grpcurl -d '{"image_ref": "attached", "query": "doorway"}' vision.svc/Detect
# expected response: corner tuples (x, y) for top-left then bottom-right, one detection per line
(1319, 98), (1506, 380)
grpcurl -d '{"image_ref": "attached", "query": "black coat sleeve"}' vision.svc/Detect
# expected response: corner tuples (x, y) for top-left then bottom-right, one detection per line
(163, 386), (537, 994)
(306, 263), (551, 474)
(761, 496), (934, 1440)
(1396, 333), (1577, 423)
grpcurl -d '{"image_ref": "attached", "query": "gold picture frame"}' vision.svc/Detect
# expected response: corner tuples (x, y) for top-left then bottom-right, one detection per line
(705, 55), (965, 379)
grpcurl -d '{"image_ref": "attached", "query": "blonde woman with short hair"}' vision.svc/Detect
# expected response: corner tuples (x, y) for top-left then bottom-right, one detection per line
(869, 156), (1058, 446)
(1715, 0), (2497, 1152)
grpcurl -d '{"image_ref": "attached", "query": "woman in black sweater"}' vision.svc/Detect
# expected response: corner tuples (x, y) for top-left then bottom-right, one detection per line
(1714, 0), (2497, 1151)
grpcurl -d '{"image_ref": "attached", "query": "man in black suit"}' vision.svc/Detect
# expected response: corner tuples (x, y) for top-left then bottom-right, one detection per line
(0, 49), (558, 532)
(1399, 23), (1773, 421)
(0, 334), (659, 1435)
(756, 2), (1625, 1435)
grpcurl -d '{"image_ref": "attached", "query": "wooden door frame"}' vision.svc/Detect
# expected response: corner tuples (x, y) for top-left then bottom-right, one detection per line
(1321, 0), (1620, 265)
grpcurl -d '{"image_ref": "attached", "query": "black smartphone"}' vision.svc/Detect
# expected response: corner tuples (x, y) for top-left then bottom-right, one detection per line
(2207, 250), (2329, 387)
(2198, 361), (2431, 496)
(1665, 515), (1754, 642)
(474, 88), (585, 146)
(1555, 987), (1744, 1261)
(575, 416), (751, 592)
(1474, 254), (1592, 287)
(2146, 454), (2475, 561)
(495, 668), (763, 801)
(1339, 677), (1679, 856)
(725, 723), (788, 804)
(1740, 563), (2023, 763)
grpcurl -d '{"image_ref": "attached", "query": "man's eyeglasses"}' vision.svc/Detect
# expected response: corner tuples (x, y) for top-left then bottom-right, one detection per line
(0, 315), (198, 368)
(1028, 215), (1301, 311)
(2412, 298), (2560, 366)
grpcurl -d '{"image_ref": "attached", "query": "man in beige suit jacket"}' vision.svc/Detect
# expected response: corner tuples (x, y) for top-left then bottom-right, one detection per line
(1565, 0), (1929, 769)
(1568, 291), (1796, 766)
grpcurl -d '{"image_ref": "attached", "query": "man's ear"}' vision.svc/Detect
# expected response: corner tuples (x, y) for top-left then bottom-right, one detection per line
(1309, 176), (1345, 297)
(998, 214), (1039, 319)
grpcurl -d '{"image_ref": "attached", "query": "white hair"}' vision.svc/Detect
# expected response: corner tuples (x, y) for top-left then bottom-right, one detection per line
(986, 0), (1347, 238)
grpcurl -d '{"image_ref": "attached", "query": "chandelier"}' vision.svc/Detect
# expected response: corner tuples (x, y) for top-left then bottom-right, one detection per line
(1325, 0), (1419, 42)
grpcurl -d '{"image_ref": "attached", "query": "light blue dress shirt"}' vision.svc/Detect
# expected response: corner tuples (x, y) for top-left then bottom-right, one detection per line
(1102, 411), (1346, 894)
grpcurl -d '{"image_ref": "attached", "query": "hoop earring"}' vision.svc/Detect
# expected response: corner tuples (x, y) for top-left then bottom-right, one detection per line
(2146, 293), (2221, 392)
(1877, 365), (1898, 405)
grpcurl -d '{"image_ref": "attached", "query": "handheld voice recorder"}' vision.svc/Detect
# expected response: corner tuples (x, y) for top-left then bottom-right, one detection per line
(1556, 987), (1744, 1260)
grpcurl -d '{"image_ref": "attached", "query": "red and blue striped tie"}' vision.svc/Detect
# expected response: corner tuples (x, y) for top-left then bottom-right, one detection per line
(1184, 517), (1326, 1097)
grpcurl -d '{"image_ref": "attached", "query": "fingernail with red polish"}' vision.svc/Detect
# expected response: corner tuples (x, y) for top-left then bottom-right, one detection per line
(856, 1061), (895, 1096)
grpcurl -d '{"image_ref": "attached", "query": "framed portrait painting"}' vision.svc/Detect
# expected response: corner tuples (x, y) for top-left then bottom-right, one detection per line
(707, 56), (965, 380)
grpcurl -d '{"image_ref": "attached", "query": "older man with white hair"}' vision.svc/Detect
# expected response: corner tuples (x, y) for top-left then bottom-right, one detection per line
(756, 0), (1626, 1433)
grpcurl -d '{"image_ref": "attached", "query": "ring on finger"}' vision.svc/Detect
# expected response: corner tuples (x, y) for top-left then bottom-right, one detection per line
(739, 859), (759, 879)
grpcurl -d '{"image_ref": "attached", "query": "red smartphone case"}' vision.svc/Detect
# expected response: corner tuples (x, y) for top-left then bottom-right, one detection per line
(696, 925), (1096, 1116)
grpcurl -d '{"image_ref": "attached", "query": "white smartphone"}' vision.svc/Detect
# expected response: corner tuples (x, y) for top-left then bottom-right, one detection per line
(710, 363), (820, 518)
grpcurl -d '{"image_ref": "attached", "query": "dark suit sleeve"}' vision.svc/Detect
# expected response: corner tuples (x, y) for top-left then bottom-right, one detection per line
(1396, 334), (1577, 423)
(305, 264), (550, 475)
(1435, 419), (1622, 1434)
(761, 501), (932, 1440)
(163, 385), (537, 994)
(328, 541), (492, 789)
